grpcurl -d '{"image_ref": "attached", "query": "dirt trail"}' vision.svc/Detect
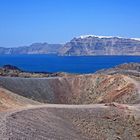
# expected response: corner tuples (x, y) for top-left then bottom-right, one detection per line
(0, 103), (139, 140)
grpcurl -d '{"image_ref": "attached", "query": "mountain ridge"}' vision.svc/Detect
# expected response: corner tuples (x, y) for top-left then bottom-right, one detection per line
(59, 35), (140, 55)
(0, 43), (63, 54)
(0, 35), (140, 55)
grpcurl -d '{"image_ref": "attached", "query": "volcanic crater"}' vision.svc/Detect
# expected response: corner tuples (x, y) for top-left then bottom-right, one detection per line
(0, 63), (140, 140)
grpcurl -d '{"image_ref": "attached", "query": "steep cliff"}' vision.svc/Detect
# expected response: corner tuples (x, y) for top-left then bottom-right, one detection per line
(59, 35), (140, 55)
(0, 35), (140, 55)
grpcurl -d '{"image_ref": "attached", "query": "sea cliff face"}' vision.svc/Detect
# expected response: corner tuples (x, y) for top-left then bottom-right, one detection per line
(0, 43), (62, 54)
(0, 35), (140, 55)
(59, 36), (140, 55)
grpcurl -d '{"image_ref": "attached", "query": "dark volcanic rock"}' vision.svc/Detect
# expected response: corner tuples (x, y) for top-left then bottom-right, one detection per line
(0, 65), (72, 78)
(3, 65), (21, 71)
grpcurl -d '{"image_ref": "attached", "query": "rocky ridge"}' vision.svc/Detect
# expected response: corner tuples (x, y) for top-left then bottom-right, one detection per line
(0, 43), (63, 54)
(59, 35), (140, 55)
(0, 64), (71, 78)
(0, 35), (140, 55)
(96, 63), (140, 79)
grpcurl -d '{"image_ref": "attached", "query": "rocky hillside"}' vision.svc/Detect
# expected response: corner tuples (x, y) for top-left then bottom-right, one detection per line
(0, 87), (40, 111)
(96, 63), (140, 78)
(59, 35), (140, 55)
(0, 63), (140, 139)
(0, 74), (139, 104)
(0, 64), (70, 78)
(0, 43), (63, 54)
(0, 63), (140, 105)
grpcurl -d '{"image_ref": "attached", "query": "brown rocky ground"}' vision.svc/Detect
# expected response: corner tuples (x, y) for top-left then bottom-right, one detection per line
(0, 104), (140, 140)
(96, 63), (140, 79)
(0, 64), (73, 78)
(0, 88), (40, 111)
(0, 74), (139, 104)
(0, 63), (139, 140)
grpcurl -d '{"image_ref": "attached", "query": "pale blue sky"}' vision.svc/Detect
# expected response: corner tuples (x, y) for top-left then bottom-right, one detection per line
(0, 0), (140, 47)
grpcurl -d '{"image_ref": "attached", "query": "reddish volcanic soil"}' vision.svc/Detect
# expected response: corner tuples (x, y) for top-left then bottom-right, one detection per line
(0, 74), (140, 104)
(0, 88), (40, 111)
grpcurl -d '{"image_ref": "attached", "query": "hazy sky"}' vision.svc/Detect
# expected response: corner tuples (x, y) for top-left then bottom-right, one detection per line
(0, 0), (140, 47)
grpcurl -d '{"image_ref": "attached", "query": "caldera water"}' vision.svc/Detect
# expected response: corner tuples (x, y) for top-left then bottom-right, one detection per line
(0, 55), (139, 74)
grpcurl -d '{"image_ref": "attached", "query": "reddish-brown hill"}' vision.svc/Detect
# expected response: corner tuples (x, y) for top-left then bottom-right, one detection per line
(0, 74), (139, 104)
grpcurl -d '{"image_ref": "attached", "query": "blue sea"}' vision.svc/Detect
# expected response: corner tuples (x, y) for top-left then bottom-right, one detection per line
(0, 55), (139, 74)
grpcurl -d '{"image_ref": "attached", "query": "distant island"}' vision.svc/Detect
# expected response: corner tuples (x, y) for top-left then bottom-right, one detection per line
(0, 35), (140, 55)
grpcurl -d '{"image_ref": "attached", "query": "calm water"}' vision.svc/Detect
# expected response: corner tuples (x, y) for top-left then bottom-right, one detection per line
(0, 55), (139, 74)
